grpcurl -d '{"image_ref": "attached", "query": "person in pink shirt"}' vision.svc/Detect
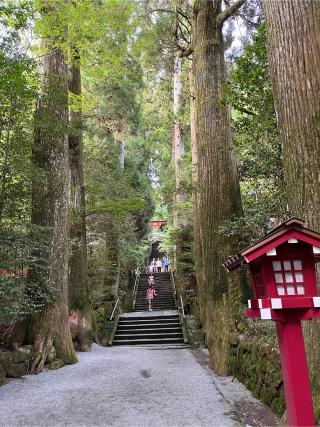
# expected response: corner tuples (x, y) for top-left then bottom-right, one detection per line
(146, 283), (157, 311)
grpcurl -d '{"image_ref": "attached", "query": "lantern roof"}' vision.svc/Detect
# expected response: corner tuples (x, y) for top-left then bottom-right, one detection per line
(223, 217), (320, 272)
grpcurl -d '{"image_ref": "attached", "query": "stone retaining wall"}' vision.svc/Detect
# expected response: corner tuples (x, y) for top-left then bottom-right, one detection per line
(186, 296), (285, 417)
(0, 346), (63, 385)
(229, 333), (285, 417)
(0, 346), (32, 384)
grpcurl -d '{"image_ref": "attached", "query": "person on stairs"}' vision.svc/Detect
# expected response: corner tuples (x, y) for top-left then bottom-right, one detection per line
(148, 274), (154, 286)
(151, 258), (157, 273)
(162, 255), (169, 272)
(146, 283), (157, 311)
(156, 258), (162, 272)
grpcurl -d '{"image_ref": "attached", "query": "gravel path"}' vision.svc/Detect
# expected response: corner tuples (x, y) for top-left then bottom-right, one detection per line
(0, 344), (278, 427)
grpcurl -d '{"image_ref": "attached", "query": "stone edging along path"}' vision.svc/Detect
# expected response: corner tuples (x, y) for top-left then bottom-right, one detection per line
(0, 345), (63, 385)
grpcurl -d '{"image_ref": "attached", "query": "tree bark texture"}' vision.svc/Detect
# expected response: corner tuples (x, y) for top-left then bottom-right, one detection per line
(193, 0), (244, 374)
(263, 0), (320, 417)
(105, 136), (124, 300)
(68, 55), (93, 352)
(189, 54), (204, 321)
(31, 40), (77, 373)
(173, 53), (185, 229)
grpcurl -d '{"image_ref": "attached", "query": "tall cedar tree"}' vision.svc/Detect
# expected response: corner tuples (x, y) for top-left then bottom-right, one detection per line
(262, 0), (320, 416)
(30, 13), (77, 372)
(193, 0), (246, 373)
(173, 53), (184, 229)
(68, 53), (93, 351)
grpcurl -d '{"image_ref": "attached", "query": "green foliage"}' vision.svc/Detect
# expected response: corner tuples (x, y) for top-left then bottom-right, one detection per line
(83, 21), (154, 299)
(84, 130), (153, 267)
(0, 227), (56, 324)
(225, 24), (287, 242)
(0, 4), (38, 227)
(0, 1), (33, 44)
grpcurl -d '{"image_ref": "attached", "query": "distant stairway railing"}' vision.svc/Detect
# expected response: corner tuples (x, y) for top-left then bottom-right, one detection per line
(107, 269), (141, 345)
(170, 270), (188, 344)
(107, 296), (120, 346)
(132, 270), (141, 310)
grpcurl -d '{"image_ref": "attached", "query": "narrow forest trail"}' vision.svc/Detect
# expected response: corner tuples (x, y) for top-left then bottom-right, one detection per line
(0, 344), (278, 427)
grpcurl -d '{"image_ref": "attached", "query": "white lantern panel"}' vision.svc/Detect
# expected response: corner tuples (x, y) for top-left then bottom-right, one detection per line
(283, 261), (291, 270)
(272, 261), (282, 271)
(297, 285), (305, 295)
(285, 272), (294, 283)
(287, 285), (295, 295)
(293, 260), (302, 270)
(295, 272), (304, 283)
(275, 273), (283, 283)
(277, 285), (285, 296)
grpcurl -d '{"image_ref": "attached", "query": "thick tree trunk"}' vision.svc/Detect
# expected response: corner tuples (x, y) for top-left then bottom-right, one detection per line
(193, 0), (244, 374)
(173, 53), (184, 229)
(68, 54), (93, 352)
(104, 136), (124, 299)
(30, 40), (77, 373)
(263, 0), (320, 416)
(189, 55), (204, 321)
(189, 57), (197, 197)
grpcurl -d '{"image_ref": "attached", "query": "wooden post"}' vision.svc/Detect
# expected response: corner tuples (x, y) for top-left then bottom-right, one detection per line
(276, 319), (315, 426)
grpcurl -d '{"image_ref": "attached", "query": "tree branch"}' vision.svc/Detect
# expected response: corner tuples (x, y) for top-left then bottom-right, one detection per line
(178, 15), (191, 38)
(217, 0), (247, 26)
(178, 45), (193, 59)
(148, 8), (174, 15)
(234, 106), (257, 116)
(237, 13), (260, 28)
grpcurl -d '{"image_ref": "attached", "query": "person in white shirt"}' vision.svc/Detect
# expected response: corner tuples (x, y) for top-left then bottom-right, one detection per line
(156, 258), (162, 272)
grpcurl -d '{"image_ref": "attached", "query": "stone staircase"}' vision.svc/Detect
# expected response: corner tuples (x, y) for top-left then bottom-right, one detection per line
(112, 313), (184, 345)
(112, 273), (185, 346)
(134, 272), (176, 311)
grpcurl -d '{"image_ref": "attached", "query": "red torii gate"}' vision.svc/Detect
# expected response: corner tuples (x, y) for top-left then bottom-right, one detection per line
(148, 220), (166, 229)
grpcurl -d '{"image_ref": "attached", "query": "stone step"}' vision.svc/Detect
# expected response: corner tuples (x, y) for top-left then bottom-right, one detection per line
(118, 319), (179, 326)
(136, 291), (173, 295)
(134, 310), (176, 313)
(112, 337), (184, 345)
(114, 332), (183, 340)
(134, 307), (176, 311)
(135, 300), (174, 304)
(136, 294), (173, 297)
(135, 302), (176, 306)
(135, 298), (174, 300)
(135, 302), (175, 306)
(135, 300), (174, 302)
(120, 314), (179, 321)
(134, 308), (176, 310)
(116, 327), (182, 333)
(135, 300), (175, 304)
(119, 317), (179, 323)
(117, 325), (181, 332)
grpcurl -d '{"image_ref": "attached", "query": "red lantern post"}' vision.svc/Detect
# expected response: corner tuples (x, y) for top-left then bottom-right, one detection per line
(223, 218), (320, 426)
